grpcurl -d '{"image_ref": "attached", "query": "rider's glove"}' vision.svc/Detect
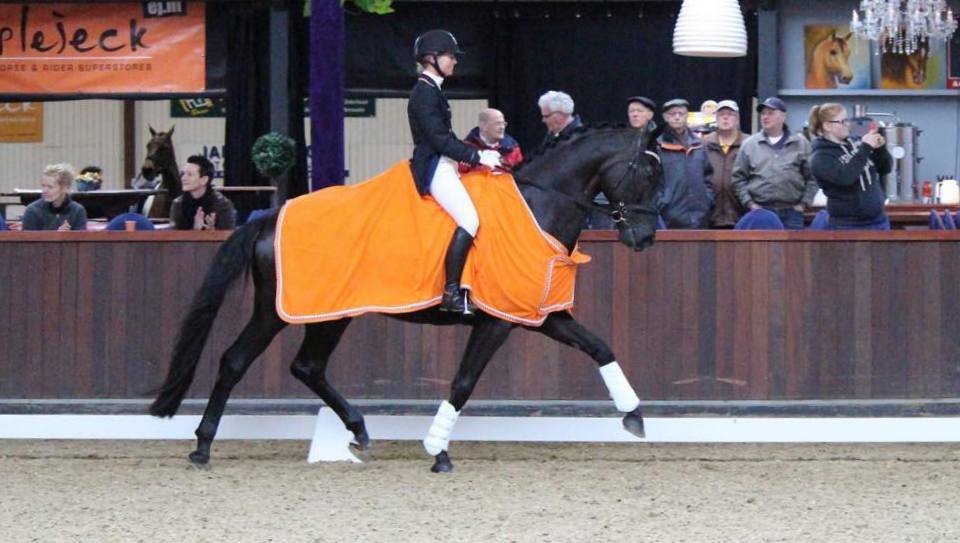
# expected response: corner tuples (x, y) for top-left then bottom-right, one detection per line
(478, 150), (502, 169)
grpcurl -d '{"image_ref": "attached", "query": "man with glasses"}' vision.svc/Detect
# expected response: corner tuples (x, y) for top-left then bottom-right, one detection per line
(460, 108), (523, 174)
(538, 90), (582, 149)
(731, 97), (818, 229)
(656, 98), (714, 229)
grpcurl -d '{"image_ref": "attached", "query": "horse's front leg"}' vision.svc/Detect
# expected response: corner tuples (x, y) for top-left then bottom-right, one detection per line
(424, 315), (514, 473)
(532, 312), (645, 438)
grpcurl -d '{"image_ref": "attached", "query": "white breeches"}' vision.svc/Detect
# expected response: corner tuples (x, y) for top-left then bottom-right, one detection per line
(430, 157), (479, 236)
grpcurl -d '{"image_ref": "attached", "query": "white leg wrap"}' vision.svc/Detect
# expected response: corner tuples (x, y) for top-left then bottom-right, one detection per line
(599, 362), (641, 412)
(423, 400), (460, 456)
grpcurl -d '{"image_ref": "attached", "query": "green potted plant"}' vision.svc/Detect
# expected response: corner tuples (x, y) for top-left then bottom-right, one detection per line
(251, 132), (296, 182)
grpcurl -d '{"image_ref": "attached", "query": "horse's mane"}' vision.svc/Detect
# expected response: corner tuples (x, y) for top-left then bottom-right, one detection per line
(513, 122), (635, 173)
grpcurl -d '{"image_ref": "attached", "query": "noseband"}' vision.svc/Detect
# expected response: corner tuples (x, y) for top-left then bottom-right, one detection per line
(595, 141), (661, 227)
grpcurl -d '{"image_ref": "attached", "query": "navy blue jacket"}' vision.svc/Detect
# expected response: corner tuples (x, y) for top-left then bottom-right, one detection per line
(656, 130), (714, 229)
(809, 137), (892, 226)
(407, 75), (480, 195)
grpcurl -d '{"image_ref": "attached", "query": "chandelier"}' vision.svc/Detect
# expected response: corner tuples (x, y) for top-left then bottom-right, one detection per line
(850, 0), (958, 54)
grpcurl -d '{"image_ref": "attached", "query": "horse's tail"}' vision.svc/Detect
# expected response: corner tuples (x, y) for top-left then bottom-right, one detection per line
(149, 216), (270, 417)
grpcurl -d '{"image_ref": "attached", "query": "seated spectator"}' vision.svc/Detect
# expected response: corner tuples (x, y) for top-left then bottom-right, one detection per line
(626, 96), (657, 131)
(459, 108), (523, 173)
(170, 155), (236, 230)
(20, 163), (87, 231)
(807, 102), (892, 230)
(75, 165), (103, 192)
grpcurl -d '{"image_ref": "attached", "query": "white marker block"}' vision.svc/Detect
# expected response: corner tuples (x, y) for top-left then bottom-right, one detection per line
(306, 407), (362, 464)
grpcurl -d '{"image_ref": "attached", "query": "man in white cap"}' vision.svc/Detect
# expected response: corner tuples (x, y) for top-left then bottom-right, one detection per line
(702, 100), (748, 228)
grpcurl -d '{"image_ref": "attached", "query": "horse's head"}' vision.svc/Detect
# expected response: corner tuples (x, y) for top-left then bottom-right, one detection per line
(592, 127), (662, 252)
(820, 31), (854, 85)
(908, 39), (929, 85)
(141, 125), (176, 182)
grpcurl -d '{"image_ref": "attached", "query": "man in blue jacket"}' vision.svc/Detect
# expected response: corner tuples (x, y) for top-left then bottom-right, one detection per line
(656, 98), (714, 229)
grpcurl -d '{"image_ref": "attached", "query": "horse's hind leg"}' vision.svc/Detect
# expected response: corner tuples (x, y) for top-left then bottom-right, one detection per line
(289, 319), (369, 450)
(532, 312), (645, 438)
(190, 311), (286, 466)
(425, 315), (514, 473)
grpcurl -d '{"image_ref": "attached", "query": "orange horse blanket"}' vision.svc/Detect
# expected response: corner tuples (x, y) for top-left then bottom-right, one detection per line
(275, 161), (590, 326)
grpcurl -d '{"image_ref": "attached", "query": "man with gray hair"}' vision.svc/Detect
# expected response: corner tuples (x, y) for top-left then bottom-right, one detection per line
(460, 108), (523, 173)
(538, 90), (582, 148)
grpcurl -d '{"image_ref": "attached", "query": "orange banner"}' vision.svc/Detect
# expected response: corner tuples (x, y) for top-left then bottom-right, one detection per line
(0, 102), (42, 142)
(0, 3), (205, 94)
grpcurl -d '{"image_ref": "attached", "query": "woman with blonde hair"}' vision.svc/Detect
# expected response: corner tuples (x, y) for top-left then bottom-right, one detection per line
(807, 103), (892, 230)
(20, 163), (87, 231)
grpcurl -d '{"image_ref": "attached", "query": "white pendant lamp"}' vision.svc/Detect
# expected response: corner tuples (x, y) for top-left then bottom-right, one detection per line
(673, 0), (748, 58)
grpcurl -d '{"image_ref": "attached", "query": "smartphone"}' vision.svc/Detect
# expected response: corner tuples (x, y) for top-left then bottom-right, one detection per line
(849, 117), (874, 139)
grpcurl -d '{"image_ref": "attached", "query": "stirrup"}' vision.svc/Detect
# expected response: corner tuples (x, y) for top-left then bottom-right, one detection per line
(440, 287), (475, 315)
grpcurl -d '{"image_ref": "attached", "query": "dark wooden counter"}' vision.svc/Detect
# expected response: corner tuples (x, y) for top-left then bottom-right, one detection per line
(3, 229), (960, 403)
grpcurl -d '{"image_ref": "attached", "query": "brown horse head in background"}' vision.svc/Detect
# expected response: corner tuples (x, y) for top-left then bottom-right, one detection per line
(806, 31), (854, 89)
(881, 38), (930, 88)
(138, 125), (182, 217)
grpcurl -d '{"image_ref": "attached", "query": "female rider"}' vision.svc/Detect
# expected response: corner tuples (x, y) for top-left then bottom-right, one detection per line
(408, 29), (501, 315)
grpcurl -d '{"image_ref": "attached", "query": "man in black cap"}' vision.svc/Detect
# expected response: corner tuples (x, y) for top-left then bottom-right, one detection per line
(731, 97), (818, 229)
(626, 96), (657, 131)
(655, 98), (714, 229)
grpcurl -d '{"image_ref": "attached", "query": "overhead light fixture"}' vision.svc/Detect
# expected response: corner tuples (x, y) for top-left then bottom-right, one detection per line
(673, 0), (748, 58)
(850, 0), (957, 55)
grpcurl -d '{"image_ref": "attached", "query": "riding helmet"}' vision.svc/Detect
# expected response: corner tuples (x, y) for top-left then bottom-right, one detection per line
(414, 29), (464, 61)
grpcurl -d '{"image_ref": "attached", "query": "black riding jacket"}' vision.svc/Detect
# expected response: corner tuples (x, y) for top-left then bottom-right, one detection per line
(408, 74), (480, 195)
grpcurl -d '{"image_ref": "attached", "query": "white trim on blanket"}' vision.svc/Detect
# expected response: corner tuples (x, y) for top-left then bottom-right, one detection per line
(273, 173), (586, 326)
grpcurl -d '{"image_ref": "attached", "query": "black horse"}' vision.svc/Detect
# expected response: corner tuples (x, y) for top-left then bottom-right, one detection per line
(150, 125), (663, 472)
(136, 125), (182, 218)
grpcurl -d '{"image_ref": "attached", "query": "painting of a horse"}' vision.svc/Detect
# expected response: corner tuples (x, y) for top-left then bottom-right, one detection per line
(880, 39), (932, 89)
(149, 125), (663, 473)
(805, 29), (855, 89)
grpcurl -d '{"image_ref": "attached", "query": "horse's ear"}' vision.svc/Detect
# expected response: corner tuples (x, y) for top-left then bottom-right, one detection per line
(168, 125), (175, 136)
(829, 29), (837, 40)
(644, 123), (664, 150)
(149, 125), (156, 136)
(841, 32), (852, 42)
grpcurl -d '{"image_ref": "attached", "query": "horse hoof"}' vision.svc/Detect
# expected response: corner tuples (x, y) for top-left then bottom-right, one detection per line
(430, 451), (454, 473)
(350, 429), (371, 451)
(622, 409), (646, 439)
(188, 450), (210, 467)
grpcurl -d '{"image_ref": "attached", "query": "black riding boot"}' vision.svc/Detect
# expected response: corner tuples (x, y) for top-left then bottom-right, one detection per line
(439, 227), (476, 314)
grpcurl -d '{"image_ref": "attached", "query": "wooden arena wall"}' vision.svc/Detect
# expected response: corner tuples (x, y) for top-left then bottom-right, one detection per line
(2, 230), (960, 402)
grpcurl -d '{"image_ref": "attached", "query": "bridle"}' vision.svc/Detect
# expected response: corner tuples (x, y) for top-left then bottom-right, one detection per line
(513, 135), (661, 228)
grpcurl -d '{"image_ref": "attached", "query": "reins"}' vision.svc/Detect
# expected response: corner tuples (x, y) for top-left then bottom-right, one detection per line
(512, 136), (660, 226)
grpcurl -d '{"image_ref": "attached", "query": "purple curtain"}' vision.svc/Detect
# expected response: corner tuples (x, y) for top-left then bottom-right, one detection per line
(310, 0), (345, 190)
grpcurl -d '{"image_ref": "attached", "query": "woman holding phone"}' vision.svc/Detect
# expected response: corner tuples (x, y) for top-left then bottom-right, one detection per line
(807, 103), (892, 230)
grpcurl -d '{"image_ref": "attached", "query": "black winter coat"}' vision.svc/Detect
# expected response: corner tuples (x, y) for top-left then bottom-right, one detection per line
(808, 137), (892, 226)
(407, 75), (480, 195)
